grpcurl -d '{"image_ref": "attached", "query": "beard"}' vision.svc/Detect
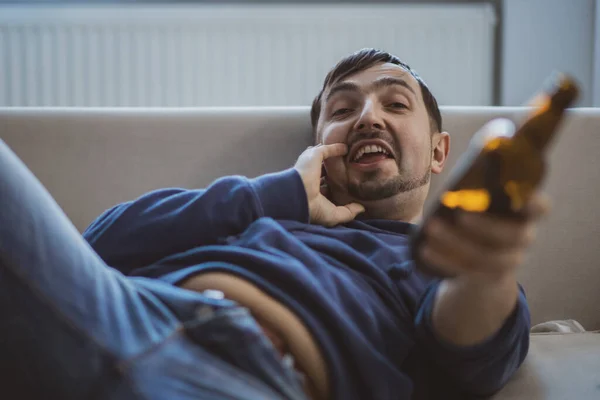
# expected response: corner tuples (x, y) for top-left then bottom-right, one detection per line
(347, 166), (431, 201)
(342, 130), (433, 202)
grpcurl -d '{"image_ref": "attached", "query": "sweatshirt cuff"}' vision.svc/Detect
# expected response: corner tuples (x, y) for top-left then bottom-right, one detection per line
(414, 281), (531, 394)
(250, 168), (310, 223)
(415, 281), (530, 359)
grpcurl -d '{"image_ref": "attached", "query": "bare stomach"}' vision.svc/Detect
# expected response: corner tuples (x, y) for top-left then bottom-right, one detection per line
(178, 272), (330, 400)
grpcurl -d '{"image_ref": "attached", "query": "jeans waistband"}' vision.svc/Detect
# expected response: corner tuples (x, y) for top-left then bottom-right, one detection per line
(183, 290), (309, 400)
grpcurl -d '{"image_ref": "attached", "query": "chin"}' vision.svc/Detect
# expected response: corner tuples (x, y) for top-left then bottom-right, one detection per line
(349, 170), (399, 189)
(348, 165), (399, 183)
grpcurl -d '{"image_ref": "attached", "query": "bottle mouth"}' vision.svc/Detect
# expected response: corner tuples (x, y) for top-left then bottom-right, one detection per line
(546, 73), (579, 111)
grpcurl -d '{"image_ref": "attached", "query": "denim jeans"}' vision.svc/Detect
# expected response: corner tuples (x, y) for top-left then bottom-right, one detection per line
(0, 139), (308, 400)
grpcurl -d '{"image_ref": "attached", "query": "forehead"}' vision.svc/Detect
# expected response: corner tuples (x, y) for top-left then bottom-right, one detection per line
(333, 62), (421, 96)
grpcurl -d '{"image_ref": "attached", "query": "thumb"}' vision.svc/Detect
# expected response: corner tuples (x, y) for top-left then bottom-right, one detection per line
(329, 203), (365, 225)
(346, 202), (366, 217)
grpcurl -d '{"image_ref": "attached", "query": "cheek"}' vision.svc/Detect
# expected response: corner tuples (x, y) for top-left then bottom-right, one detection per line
(402, 137), (431, 170)
(320, 123), (348, 145)
(320, 124), (349, 179)
(323, 157), (346, 180)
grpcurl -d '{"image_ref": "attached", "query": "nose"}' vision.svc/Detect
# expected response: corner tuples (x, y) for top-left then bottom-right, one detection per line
(354, 99), (385, 132)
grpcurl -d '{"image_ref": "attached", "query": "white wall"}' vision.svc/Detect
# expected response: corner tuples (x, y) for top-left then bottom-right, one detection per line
(502, 0), (596, 107)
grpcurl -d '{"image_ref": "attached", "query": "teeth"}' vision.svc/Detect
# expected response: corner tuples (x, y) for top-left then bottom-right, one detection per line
(353, 144), (389, 161)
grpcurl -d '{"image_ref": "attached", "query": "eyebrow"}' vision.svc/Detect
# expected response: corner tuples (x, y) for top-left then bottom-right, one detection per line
(325, 76), (417, 103)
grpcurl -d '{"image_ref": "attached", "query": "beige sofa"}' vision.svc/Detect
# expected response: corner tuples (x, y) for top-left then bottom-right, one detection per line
(1, 107), (599, 399)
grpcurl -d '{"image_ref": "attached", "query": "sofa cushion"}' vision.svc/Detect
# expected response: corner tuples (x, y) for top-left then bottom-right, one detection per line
(492, 333), (600, 399)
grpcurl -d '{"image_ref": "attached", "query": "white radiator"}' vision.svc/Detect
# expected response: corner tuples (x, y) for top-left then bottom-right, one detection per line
(0, 4), (496, 107)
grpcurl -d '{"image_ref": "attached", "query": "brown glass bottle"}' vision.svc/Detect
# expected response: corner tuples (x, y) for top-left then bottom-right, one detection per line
(410, 73), (579, 278)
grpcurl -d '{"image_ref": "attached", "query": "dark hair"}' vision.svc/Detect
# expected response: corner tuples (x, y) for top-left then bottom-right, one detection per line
(310, 48), (442, 140)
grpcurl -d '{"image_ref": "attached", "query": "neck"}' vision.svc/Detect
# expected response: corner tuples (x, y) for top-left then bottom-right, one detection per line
(335, 188), (427, 223)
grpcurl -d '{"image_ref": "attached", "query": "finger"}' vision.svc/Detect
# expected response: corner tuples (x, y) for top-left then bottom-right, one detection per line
(523, 192), (551, 219)
(424, 217), (524, 272)
(302, 144), (321, 155)
(425, 218), (490, 269)
(315, 143), (348, 161)
(419, 245), (463, 276)
(457, 212), (537, 250)
(325, 203), (365, 226)
(420, 241), (522, 276)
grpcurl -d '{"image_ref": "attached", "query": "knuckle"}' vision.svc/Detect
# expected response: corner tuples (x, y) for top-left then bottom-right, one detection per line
(523, 226), (536, 245)
(514, 252), (524, 266)
(515, 226), (535, 247)
(505, 252), (524, 269)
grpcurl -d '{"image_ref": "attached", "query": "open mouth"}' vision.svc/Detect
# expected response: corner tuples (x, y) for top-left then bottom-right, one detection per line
(349, 142), (395, 165)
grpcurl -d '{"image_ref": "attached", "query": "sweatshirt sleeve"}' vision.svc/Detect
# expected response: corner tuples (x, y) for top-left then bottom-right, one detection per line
(413, 281), (531, 397)
(83, 168), (309, 274)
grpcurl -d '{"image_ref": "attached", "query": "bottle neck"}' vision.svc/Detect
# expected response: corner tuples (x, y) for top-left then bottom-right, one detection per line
(514, 102), (563, 152)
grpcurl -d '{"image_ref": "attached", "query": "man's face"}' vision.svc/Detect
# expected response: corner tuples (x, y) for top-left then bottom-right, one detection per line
(317, 62), (434, 204)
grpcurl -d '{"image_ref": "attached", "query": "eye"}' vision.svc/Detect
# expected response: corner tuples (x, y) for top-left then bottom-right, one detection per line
(332, 108), (353, 117)
(389, 102), (408, 110)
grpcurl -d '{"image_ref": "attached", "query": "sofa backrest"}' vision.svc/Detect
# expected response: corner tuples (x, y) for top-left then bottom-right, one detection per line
(1, 106), (599, 329)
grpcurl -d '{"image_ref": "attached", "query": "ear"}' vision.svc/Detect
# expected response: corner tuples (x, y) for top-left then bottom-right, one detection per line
(431, 131), (450, 175)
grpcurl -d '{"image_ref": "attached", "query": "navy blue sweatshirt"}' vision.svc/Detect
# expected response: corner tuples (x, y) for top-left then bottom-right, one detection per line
(83, 168), (530, 400)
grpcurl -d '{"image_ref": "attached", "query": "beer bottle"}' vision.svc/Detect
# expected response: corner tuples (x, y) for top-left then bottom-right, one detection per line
(410, 73), (579, 277)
